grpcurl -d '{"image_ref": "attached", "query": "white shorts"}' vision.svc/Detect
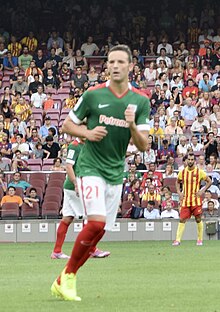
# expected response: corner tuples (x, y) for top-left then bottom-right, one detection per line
(62, 189), (84, 218)
(77, 176), (122, 231)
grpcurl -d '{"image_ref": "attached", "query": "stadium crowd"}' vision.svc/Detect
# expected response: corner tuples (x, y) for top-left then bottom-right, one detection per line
(0, 0), (220, 219)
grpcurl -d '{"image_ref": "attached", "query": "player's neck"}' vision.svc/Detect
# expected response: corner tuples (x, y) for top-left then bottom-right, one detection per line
(187, 165), (195, 171)
(109, 80), (129, 96)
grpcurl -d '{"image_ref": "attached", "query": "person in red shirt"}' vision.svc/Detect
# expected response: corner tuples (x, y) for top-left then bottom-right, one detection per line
(182, 78), (199, 99)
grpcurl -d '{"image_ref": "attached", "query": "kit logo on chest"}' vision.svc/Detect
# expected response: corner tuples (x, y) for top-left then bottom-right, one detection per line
(127, 104), (137, 113)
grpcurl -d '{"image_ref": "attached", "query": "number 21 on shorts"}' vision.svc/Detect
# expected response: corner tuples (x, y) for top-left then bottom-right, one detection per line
(85, 185), (99, 199)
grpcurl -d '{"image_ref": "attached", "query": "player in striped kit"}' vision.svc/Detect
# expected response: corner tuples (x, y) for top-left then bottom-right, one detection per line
(173, 153), (212, 246)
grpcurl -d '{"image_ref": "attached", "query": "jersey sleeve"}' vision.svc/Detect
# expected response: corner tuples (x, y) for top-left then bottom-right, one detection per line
(66, 144), (79, 165)
(69, 92), (90, 125)
(177, 170), (183, 181)
(136, 98), (150, 131)
(199, 169), (207, 181)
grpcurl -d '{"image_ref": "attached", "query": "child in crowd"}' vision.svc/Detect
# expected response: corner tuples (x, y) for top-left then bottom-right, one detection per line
(33, 142), (50, 159)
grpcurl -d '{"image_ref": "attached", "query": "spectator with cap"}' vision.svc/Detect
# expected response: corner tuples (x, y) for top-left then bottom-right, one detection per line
(39, 116), (57, 142)
(43, 135), (60, 159)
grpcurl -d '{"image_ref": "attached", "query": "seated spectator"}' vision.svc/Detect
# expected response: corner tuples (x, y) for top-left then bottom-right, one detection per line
(30, 85), (46, 109)
(0, 133), (12, 158)
(3, 51), (18, 70)
(187, 135), (204, 152)
(202, 190), (219, 210)
(8, 172), (31, 191)
(11, 75), (28, 96)
(176, 136), (188, 158)
(0, 171), (7, 192)
(141, 162), (163, 189)
(0, 100), (13, 126)
(1, 186), (23, 206)
(33, 142), (49, 159)
(43, 135), (60, 159)
(143, 200), (160, 219)
(144, 61), (156, 83)
(157, 139), (175, 164)
(204, 132), (218, 161)
(156, 48), (172, 68)
(47, 28), (64, 51)
(164, 116), (183, 136)
(181, 97), (198, 121)
(143, 141), (156, 168)
(33, 48), (47, 71)
(182, 79), (199, 99)
(12, 134), (29, 160)
(50, 157), (66, 171)
(8, 35), (22, 57)
(157, 37), (173, 55)
(18, 46), (33, 71)
(149, 120), (164, 144)
(198, 73), (213, 92)
(203, 200), (218, 218)
(0, 152), (10, 170)
(209, 153), (220, 170)
(197, 155), (207, 170)
(133, 154), (146, 170)
(11, 149), (29, 171)
(25, 60), (43, 86)
(166, 98), (178, 119)
(73, 49), (88, 70)
(28, 74), (44, 95)
(87, 66), (98, 86)
(23, 187), (41, 208)
(142, 184), (161, 205)
(43, 68), (59, 89)
(20, 31), (38, 54)
(161, 201), (179, 219)
(81, 36), (99, 56)
(161, 155), (179, 170)
(14, 97), (32, 122)
(63, 91), (76, 109)
(162, 164), (177, 179)
(71, 66), (88, 89)
(43, 93), (54, 110)
(156, 60), (169, 78)
(47, 47), (62, 69)
(62, 47), (74, 70)
(10, 66), (20, 87)
(39, 116), (57, 142)
(123, 163), (142, 183)
(58, 62), (73, 87)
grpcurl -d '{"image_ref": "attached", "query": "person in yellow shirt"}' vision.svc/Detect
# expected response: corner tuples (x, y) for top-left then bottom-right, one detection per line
(14, 97), (32, 122)
(173, 152), (212, 246)
(8, 35), (22, 57)
(149, 121), (164, 143)
(20, 31), (38, 54)
(63, 91), (76, 109)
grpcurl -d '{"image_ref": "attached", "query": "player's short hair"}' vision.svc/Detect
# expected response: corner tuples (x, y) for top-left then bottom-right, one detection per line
(108, 44), (132, 63)
(187, 152), (196, 159)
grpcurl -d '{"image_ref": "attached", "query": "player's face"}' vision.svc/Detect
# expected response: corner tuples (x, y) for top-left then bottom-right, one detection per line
(107, 51), (133, 83)
(187, 156), (195, 168)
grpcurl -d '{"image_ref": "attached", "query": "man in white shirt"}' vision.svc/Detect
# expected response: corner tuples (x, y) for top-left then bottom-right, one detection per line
(187, 135), (204, 151)
(190, 114), (210, 134)
(81, 36), (99, 56)
(143, 200), (160, 219)
(30, 85), (46, 108)
(157, 38), (173, 55)
(156, 48), (172, 68)
(161, 201), (179, 219)
(12, 133), (29, 160)
(202, 190), (219, 210)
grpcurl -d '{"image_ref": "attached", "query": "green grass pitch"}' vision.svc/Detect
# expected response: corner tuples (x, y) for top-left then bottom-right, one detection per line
(1, 241), (220, 312)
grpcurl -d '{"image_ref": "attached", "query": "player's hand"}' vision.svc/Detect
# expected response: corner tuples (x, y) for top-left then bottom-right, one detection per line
(125, 107), (136, 126)
(86, 126), (108, 141)
(178, 192), (184, 201)
(196, 190), (203, 198)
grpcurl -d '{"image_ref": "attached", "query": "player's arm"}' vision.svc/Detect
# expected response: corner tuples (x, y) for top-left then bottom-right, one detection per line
(124, 107), (148, 152)
(196, 175), (212, 197)
(66, 163), (78, 193)
(175, 177), (184, 201)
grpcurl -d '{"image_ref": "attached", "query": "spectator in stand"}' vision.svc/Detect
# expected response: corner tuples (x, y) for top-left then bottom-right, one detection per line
(164, 117), (183, 136)
(209, 104), (220, 122)
(48, 47), (62, 70)
(211, 47), (220, 69)
(198, 73), (213, 92)
(156, 60), (169, 77)
(11, 149), (30, 171)
(25, 60), (43, 86)
(187, 135), (204, 152)
(162, 164), (177, 179)
(87, 66), (98, 86)
(141, 163), (163, 190)
(18, 46), (33, 71)
(71, 66), (88, 89)
(81, 36), (99, 56)
(203, 200), (218, 218)
(50, 157), (66, 171)
(20, 31), (38, 54)
(63, 91), (76, 109)
(156, 48), (172, 68)
(8, 35), (22, 57)
(0, 133), (12, 158)
(197, 155), (206, 171)
(133, 154), (146, 171)
(149, 120), (164, 144)
(204, 132), (218, 161)
(29, 74), (44, 95)
(14, 97), (32, 122)
(43, 135), (60, 159)
(12, 134), (29, 160)
(73, 49), (88, 71)
(47, 28), (64, 51)
(23, 187), (41, 208)
(209, 153), (220, 170)
(27, 127), (41, 151)
(39, 116), (57, 142)
(33, 48), (47, 70)
(195, 65), (212, 85)
(143, 141), (156, 168)
(196, 91), (211, 110)
(9, 66), (20, 87)
(33, 142), (50, 159)
(0, 152), (10, 171)
(144, 61), (156, 83)
(3, 51), (18, 70)
(181, 97), (198, 121)
(190, 113), (210, 136)
(157, 139), (175, 164)
(202, 190), (219, 210)
(157, 37), (173, 55)
(58, 62), (73, 87)
(143, 200), (160, 219)
(184, 61), (198, 82)
(182, 78), (199, 99)
(11, 75), (28, 96)
(43, 68), (59, 89)
(0, 170), (7, 192)
(9, 117), (27, 139)
(30, 85), (46, 108)
(8, 172), (30, 191)
(142, 182), (161, 204)
(161, 201), (179, 219)
(161, 155), (179, 170)
(176, 136), (188, 158)
(62, 47), (74, 70)
(43, 93), (55, 111)
(1, 186), (23, 207)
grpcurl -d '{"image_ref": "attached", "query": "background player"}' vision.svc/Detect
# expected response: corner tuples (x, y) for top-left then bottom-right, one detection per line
(173, 153), (212, 246)
(51, 44), (150, 301)
(51, 137), (110, 259)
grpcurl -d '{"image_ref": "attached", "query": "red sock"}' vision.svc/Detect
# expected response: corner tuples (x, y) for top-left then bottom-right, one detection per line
(53, 220), (70, 253)
(65, 221), (105, 274)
